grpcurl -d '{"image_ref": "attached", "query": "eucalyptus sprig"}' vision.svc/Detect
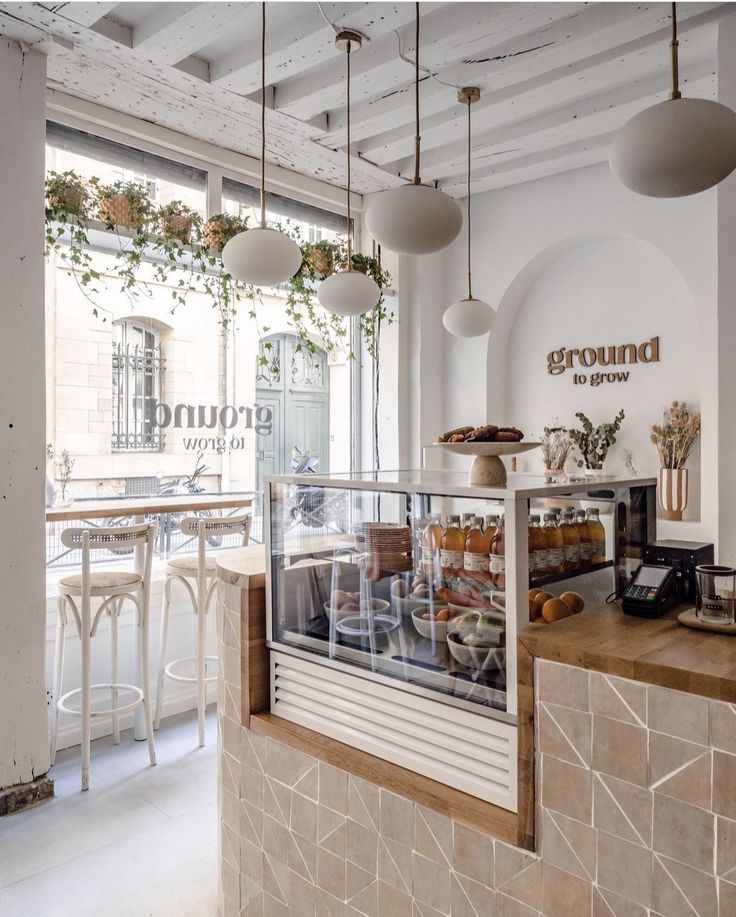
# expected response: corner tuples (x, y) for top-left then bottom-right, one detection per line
(569, 409), (625, 471)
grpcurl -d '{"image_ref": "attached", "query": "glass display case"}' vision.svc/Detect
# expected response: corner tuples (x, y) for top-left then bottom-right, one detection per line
(265, 470), (656, 808)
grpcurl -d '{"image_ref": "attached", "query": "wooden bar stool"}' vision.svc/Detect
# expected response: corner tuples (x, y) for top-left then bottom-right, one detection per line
(154, 514), (251, 747)
(50, 522), (158, 791)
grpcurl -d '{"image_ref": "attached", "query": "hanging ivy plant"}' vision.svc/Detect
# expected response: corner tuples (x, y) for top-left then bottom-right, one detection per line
(43, 168), (392, 353)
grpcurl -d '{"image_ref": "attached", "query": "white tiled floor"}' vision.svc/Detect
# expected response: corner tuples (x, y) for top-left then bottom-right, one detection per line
(0, 709), (218, 917)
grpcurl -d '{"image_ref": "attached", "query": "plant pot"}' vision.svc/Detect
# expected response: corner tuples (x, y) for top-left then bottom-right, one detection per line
(203, 217), (236, 252)
(659, 467), (689, 521)
(48, 186), (86, 216)
(99, 194), (146, 230)
(161, 213), (193, 243)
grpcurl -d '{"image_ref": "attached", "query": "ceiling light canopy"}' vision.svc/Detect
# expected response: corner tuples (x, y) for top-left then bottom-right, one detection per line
(222, 2), (302, 286)
(610, 2), (736, 198)
(443, 87), (494, 339)
(317, 29), (380, 317)
(365, 2), (462, 255)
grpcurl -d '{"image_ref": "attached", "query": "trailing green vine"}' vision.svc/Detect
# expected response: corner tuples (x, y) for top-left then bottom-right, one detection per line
(44, 170), (392, 359)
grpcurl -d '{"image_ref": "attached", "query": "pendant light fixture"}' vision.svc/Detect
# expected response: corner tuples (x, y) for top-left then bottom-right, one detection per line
(443, 88), (494, 338)
(365, 2), (462, 255)
(222, 2), (302, 286)
(610, 2), (736, 197)
(318, 30), (381, 317)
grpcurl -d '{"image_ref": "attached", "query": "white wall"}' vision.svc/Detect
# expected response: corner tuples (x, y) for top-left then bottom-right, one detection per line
(0, 43), (51, 790)
(439, 160), (719, 545)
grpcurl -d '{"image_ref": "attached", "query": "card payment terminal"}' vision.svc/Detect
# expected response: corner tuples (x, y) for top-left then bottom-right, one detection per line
(621, 564), (678, 618)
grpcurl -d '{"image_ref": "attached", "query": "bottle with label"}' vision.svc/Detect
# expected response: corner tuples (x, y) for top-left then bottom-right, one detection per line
(586, 508), (606, 564)
(575, 510), (592, 568)
(559, 510), (580, 573)
(543, 512), (566, 576)
(421, 513), (443, 574)
(464, 516), (491, 582)
(484, 514), (499, 537)
(490, 516), (506, 590)
(528, 515), (548, 582)
(461, 512), (475, 540)
(440, 515), (465, 577)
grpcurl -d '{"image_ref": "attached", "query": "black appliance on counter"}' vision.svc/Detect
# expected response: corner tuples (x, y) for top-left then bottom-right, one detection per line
(643, 540), (715, 603)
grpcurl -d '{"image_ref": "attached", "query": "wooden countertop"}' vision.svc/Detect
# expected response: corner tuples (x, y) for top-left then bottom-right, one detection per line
(519, 602), (736, 704)
(46, 493), (253, 522)
(216, 544), (267, 582)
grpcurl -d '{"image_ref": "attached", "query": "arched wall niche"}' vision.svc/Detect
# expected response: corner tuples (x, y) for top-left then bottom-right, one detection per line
(488, 233), (703, 523)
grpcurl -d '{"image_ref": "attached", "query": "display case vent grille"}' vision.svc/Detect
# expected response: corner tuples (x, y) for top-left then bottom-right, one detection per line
(270, 651), (517, 812)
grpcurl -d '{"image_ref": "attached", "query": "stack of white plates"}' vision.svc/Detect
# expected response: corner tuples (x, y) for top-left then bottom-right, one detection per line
(354, 522), (413, 571)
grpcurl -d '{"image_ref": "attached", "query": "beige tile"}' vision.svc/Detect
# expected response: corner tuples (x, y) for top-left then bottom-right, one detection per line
(538, 703), (591, 767)
(242, 764), (264, 808)
(264, 890), (289, 917)
(714, 751), (736, 820)
(654, 752), (711, 810)
(648, 686), (709, 745)
(241, 799), (265, 847)
(653, 793), (714, 872)
(451, 872), (494, 917)
(317, 807), (346, 859)
(346, 817), (377, 874)
(291, 792), (318, 844)
(717, 816), (736, 879)
(592, 715), (648, 786)
(590, 673), (647, 726)
(289, 834), (317, 885)
(593, 773), (652, 847)
(414, 806), (452, 866)
(537, 661), (589, 712)
(452, 822), (493, 886)
(719, 878), (736, 917)
(710, 702), (736, 755)
(293, 764), (319, 803)
(288, 868), (316, 917)
(266, 739), (296, 787)
(654, 854), (717, 917)
(380, 789), (414, 846)
(649, 731), (708, 786)
(541, 810), (596, 882)
(263, 853), (290, 904)
(412, 852), (451, 914)
(242, 837), (264, 888)
(593, 886), (648, 917)
(348, 776), (380, 832)
(346, 875), (376, 917)
(495, 858), (541, 910)
(412, 903), (447, 917)
(264, 777), (292, 827)
(377, 880), (412, 917)
(316, 847), (346, 901)
(377, 836), (412, 895)
(494, 842), (539, 888)
(319, 763), (348, 816)
(242, 728), (266, 772)
(494, 892), (540, 917)
(316, 888), (346, 916)
(597, 831), (653, 908)
(541, 863), (591, 917)
(541, 755), (592, 824)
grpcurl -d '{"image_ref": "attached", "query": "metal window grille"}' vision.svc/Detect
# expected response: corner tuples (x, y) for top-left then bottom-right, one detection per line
(112, 340), (165, 451)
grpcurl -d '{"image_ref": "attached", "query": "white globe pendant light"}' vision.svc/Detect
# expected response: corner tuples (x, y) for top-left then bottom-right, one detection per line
(222, 3), (302, 285)
(365, 2), (462, 255)
(610, 2), (736, 198)
(317, 30), (380, 318)
(443, 88), (494, 338)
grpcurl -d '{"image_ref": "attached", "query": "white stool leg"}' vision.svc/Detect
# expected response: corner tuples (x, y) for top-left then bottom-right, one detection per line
(196, 579), (207, 748)
(50, 596), (67, 765)
(81, 597), (92, 792)
(138, 594), (157, 767)
(154, 576), (173, 730)
(110, 598), (120, 745)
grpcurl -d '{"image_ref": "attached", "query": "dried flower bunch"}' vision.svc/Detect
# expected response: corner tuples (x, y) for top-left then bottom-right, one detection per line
(541, 423), (573, 471)
(651, 400), (701, 469)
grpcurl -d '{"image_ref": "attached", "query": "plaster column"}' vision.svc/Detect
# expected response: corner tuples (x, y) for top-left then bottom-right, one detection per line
(0, 41), (53, 811)
(717, 16), (736, 562)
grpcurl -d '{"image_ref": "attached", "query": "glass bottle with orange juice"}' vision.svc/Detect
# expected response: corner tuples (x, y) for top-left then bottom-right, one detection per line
(490, 516), (506, 590)
(440, 515), (464, 577)
(421, 513), (443, 574)
(575, 510), (592, 569)
(464, 516), (491, 583)
(543, 512), (565, 576)
(559, 510), (580, 573)
(586, 508), (606, 564)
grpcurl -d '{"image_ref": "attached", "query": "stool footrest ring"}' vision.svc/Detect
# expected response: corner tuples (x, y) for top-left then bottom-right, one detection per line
(57, 683), (144, 718)
(163, 655), (218, 684)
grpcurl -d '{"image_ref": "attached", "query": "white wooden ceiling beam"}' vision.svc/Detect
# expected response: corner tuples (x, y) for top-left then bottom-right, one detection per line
(131, 2), (241, 65)
(276, 1), (583, 121)
(321, 1), (726, 150)
(209, 3), (370, 94)
(40, 3), (119, 28)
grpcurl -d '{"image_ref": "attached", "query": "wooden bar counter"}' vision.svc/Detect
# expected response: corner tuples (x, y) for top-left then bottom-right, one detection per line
(216, 550), (736, 917)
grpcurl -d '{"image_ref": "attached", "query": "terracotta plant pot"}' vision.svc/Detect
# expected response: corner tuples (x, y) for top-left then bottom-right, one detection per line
(48, 185), (86, 216)
(99, 194), (146, 230)
(659, 467), (689, 521)
(203, 217), (237, 252)
(161, 213), (193, 243)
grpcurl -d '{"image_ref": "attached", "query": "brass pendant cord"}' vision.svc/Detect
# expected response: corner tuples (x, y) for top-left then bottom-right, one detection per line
(346, 39), (353, 268)
(670, 1), (681, 100)
(259, 1), (266, 228)
(413, 1), (421, 185)
(466, 97), (472, 300)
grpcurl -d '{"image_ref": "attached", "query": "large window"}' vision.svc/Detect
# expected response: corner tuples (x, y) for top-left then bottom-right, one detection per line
(112, 320), (165, 452)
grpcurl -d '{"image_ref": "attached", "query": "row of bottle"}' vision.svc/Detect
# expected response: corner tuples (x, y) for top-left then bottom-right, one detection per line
(420, 508), (606, 588)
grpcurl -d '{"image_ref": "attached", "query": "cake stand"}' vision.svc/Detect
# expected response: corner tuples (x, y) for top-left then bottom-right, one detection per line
(430, 441), (541, 486)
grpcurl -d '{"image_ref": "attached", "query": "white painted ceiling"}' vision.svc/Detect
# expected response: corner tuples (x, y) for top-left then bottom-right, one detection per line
(0, 2), (732, 198)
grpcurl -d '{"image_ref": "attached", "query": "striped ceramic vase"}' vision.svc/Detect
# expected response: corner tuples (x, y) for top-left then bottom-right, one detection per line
(659, 467), (688, 521)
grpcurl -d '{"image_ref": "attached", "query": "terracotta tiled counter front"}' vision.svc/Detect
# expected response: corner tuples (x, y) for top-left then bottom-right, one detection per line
(217, 549), (736, 916)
